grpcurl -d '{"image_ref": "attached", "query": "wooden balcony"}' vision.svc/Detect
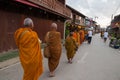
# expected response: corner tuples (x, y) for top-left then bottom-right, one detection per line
(28, 0), (71, 18)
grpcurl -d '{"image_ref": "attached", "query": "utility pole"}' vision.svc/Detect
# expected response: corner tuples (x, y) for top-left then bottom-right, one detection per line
(94, 16), (98, 21)
(111, 14), (113, 21)
(94, 16), (98, 33)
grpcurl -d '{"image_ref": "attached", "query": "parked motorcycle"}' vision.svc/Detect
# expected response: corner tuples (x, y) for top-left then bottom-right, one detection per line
(109, 37), (120, 49)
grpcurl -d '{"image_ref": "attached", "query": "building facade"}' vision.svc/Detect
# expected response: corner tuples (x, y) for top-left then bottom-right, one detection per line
(66, 5), (86, 30)
(0, 0), (71, 52)
(109, 14), (120, 38)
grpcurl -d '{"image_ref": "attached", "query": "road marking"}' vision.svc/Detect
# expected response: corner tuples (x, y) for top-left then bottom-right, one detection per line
(77, 52), (89, 63)
(0, 62), (20, 71)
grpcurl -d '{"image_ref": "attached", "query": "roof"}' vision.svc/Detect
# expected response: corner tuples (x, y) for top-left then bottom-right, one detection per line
(14, 0), (71, 19)
(66, 5), (86, 18)
(113, 14), (120, 22)
(15, 0), (39, 8)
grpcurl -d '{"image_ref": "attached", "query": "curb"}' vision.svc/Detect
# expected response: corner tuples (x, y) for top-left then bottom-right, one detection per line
(0, 57), (19, 69)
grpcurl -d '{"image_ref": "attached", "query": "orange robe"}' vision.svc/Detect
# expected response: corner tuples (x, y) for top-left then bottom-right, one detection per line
(65, 36), (77, 60)
(80, 30), (85, 43)
(76, 32), (80, 45)
(73, 32), (77, 42)
(73, 32), (80, 45)
(45, 30), (62, 72)
(14, 28), (43, 80)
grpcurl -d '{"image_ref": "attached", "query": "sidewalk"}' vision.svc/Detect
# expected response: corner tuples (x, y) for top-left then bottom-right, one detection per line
(0, 44), (46, 69)
(0, 36), (119, 70)
(0, 57), (19, 69)
(0, 49), (44, 69)
(0, 41), (65, 69)
(1, 34), (120, 80)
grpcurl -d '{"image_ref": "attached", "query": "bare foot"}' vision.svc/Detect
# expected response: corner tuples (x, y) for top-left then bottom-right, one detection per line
(49, 72), (55, 77)
(68, 60), (70, 63)
(70, 61), (72, 64)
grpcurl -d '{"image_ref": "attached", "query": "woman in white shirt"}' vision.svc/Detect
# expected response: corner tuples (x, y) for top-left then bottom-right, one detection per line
(103, 31), (109, 42)
(88, 30), (93, 44)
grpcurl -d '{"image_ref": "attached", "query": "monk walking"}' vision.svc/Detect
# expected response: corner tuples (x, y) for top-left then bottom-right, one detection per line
(80, 29), (85, 43)
(65, 32), (78, 63)
(14, 18), (43, 80)
(45, 23), (62, 77)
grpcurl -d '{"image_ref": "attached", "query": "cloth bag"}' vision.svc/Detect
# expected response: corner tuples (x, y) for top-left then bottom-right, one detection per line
(43, 32), (51, 58)
(43, 46), (50, 58)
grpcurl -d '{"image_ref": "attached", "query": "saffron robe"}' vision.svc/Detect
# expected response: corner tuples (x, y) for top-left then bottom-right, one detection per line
(14, 28), (43, 80)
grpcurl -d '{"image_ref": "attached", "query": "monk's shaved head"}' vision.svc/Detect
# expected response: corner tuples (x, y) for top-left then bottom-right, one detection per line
(51, 23), (57, 29)
(24, 18), (34, 27)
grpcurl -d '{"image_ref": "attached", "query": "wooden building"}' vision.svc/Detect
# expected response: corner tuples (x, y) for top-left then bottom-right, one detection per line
(0, 0), (71, 52)
(111, 15), (120, 28)
(109, 14), (120, 38)
(66, 5), (86, 27)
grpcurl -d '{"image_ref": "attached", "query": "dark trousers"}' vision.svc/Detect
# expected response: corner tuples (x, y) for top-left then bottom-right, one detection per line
(88, 37), (92, 44)
(104, 38), (107, 42)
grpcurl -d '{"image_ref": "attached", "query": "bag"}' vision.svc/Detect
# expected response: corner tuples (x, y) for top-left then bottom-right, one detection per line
(43, 32), (51, 58)
(43, 46), (51, 58)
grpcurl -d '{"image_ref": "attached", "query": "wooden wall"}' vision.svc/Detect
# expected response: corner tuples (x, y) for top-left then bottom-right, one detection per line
(0, 1), (65, 53)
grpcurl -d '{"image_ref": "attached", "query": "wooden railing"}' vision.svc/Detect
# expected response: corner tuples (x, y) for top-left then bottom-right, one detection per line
(28, 0), (71, 18)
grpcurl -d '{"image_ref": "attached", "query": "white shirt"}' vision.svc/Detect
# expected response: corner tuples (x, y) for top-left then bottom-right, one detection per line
(88, 31), (93, 37)
(104, 32), (108, 38)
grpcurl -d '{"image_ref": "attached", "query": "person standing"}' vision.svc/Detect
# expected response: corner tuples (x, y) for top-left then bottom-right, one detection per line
(88, 29), (93, 44)
(45, 23), (62, 77)
(65, 32), (77, 64)
(14, 18), (43, 80)
(103, 31), (109, 42)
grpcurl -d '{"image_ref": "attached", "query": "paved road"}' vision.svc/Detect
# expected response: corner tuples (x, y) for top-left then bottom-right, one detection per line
(0, 34), (120, 80)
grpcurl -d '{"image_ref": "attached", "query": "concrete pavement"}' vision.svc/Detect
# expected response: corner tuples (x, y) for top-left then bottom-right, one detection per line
(0, 34), (120, 80)
(0, 57), (19, 69)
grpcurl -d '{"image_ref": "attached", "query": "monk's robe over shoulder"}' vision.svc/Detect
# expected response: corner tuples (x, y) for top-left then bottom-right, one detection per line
(14, 28), (43, 80)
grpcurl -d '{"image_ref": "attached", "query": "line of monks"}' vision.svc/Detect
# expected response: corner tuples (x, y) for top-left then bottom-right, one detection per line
(14, 18), (86, 80)
(65, 29), (85, 63)
(73, 29), (85, 45)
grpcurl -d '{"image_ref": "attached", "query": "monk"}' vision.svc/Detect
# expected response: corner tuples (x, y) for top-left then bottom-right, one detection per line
(79, 29), (85, 43)
(65, 32), (77, 63)
(76, 30), (80, 45)
(45, 23), (62, 77)
(14, 18), (43, 80)
(73, 30), (77, 42)
(81, 29), (85, 42)
(73, 29), (80, 46)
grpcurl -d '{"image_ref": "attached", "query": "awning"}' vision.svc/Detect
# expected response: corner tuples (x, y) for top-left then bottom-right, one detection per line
(14, 0), (70, 19)
(15, 0), (39, 8)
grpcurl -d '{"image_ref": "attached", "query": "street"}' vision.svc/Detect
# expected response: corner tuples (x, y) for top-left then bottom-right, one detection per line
(0, 34), (120, 80)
